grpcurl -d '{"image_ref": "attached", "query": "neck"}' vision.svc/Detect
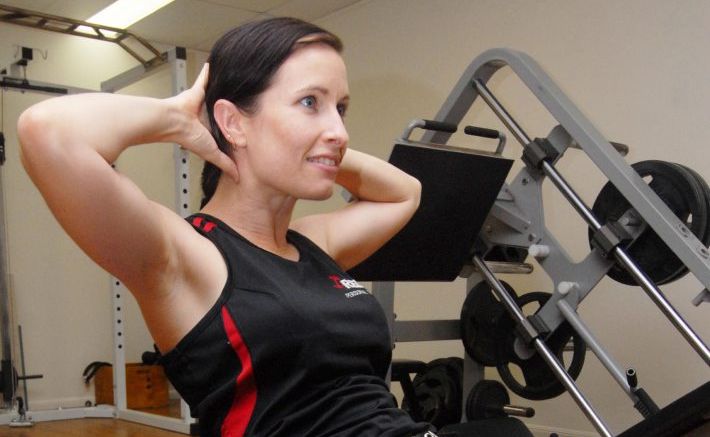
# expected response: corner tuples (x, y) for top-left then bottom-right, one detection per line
(201, 175), (298, 257)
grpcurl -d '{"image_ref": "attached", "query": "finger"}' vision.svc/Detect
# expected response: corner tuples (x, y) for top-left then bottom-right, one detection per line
(215, 154), (240, 184)
(205, 147), (240, 184)
(194, 63), (209, 91)
(198, 103), (210, 128)
(195, 64), (210, 126)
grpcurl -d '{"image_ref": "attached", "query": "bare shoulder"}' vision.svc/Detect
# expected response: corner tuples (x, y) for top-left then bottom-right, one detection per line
(291, 214), (329, 253)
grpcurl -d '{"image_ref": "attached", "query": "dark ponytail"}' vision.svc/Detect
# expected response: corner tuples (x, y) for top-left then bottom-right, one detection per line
(200, 17), (343, 208)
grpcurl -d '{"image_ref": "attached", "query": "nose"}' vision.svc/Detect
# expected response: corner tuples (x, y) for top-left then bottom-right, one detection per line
(323, 108), (349, 150)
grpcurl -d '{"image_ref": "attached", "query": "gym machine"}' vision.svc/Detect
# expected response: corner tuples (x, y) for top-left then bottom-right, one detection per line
(0, 5), (197, 431)
(350, 48), (709, 436)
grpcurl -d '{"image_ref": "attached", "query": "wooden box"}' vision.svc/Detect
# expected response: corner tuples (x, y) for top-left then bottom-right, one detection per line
(94, 363), (169, 409)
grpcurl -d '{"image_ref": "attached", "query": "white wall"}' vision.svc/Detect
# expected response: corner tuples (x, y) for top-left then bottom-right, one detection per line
(319, 0), (710, 435)
(0, 1), (708, 436)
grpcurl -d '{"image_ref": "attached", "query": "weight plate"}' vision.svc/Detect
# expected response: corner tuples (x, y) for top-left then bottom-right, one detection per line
(659, 163), (710, 283)
(676, 163), (710, 246)
(661, 163), (710, 283)
(496, 292), (586, 401)
(460, 280), (518, 366)
(402, 357), (463, 429)
(590, 160), (708, 285)
(466, 379), (510, 420)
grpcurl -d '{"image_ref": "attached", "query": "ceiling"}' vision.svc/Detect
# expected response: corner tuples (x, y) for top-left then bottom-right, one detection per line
(0, 0), (364, 51)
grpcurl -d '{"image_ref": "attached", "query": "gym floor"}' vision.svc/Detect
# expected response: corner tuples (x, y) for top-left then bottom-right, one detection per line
(4, 419), (185, 436)
(3, 401), (189, 436)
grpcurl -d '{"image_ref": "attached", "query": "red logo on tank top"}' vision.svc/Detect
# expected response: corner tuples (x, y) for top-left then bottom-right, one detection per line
(192, 217), (216, 232)
(329, 275), (368, 298)
(329, 275), (345, 288)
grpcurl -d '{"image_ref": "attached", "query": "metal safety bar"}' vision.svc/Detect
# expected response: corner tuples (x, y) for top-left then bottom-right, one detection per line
(556, 300), (634, 399)
(472, 256), (613, 437)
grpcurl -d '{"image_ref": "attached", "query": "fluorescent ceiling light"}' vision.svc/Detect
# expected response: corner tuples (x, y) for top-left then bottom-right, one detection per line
(86, 0), (175, 29)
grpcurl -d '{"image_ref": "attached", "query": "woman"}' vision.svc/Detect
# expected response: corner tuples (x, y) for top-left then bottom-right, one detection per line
(18, 17), (433, 437)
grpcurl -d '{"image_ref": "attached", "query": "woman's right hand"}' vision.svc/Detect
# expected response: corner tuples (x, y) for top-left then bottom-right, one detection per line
(168, 63), (240, 183)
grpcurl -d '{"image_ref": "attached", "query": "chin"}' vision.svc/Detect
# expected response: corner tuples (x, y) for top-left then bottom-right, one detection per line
(301, 186), (334, 201)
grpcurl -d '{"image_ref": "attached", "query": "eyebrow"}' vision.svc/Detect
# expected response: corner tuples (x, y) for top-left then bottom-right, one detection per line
(296, 85), (350, 102)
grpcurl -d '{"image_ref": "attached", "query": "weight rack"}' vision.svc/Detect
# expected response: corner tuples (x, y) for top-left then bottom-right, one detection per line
(366, 48), (710, 436)
(0, 46), (196, 433)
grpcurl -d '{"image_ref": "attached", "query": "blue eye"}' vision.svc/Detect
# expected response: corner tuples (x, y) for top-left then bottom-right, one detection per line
(300, 96), (316, 109)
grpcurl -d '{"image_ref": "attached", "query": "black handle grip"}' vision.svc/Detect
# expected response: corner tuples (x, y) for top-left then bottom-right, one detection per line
(610, 141), (629, 156)
(17, 374), (43, 381)
(421, 119), (457, 133)
(501, 405), (536, 418)
(464, 125), (499, 139)
(626, 368), (638, 388)
(633, 387), (660, 418)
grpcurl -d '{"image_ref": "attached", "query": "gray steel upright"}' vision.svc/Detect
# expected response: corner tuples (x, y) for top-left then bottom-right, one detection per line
(100, 47), (196, 434)
(0, 150), (13, 410)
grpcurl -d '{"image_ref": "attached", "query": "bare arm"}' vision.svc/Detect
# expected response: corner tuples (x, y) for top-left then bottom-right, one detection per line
(18, 65), (237, 295)
(292, 149), (421, 270)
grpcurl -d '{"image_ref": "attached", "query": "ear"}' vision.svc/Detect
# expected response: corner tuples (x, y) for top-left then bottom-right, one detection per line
(213, 99), (248, 147)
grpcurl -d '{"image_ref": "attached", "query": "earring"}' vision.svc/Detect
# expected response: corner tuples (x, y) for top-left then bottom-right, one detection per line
(225, 134), (238, 152)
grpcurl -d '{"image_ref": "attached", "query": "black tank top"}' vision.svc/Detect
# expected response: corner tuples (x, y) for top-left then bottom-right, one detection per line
(159, 213), (427, 437)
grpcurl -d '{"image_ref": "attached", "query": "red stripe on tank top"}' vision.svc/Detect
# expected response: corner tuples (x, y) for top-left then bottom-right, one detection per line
(220, 306), (257, 437)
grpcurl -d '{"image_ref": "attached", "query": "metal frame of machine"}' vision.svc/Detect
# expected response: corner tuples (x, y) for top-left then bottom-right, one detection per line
(0, 45), (196, 433)
(374, 48), (709, 437)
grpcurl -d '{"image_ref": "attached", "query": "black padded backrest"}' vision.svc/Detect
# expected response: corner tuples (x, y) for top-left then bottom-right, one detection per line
(438, 417), (534, 437)
(618, 381), (710, 437)
(348, 142), (512, 281)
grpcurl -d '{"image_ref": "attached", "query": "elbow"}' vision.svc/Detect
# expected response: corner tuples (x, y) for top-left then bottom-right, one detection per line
(398, 174), (421, 225)
(408, 174), (422, 211)
(17, 103), (57, 170)
(18, 106), (44, 161)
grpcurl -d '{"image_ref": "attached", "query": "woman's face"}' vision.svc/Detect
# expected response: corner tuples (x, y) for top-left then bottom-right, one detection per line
(239, 43), (350, 201)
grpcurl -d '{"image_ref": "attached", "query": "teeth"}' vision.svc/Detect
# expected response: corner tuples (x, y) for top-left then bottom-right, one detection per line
(308, 157), (336, 166)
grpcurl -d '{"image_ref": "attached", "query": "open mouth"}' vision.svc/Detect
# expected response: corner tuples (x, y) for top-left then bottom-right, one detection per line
(307, 157), (337, 167)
